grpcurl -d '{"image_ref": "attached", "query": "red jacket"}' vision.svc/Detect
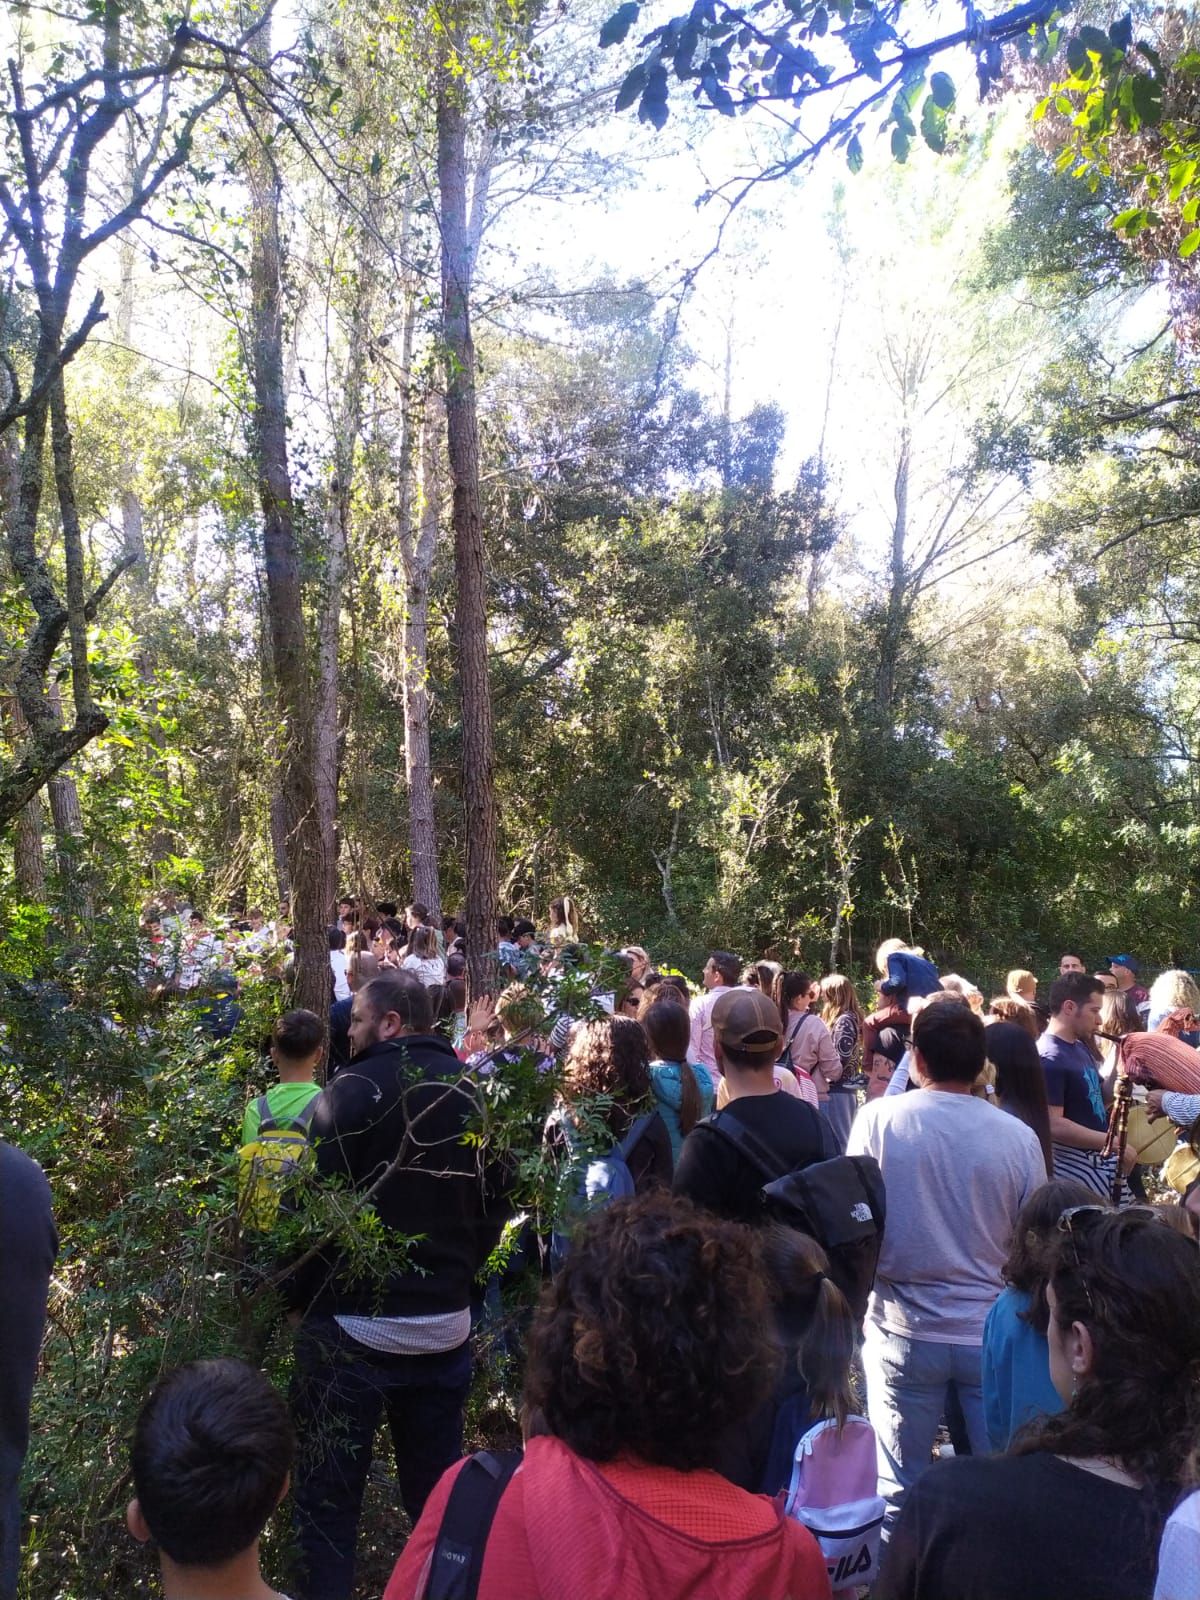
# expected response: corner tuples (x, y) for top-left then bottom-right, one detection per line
(385, 1435), (831, 1600)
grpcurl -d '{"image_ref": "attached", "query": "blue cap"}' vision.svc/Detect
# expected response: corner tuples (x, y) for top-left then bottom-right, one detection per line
(1106, 954), (1139, 973)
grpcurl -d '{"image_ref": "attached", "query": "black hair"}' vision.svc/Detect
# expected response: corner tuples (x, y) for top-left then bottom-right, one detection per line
(328, 926), (346, 951)
(1001, 1178), (1100, 1330)
(271, 1008), (326, 1061)
(407, 901), (430, 922)
(497, 916), (514, 938)
(446, 951), (467, 978)
(513, 918), (536, 939)
(986, 1021), (1053, 1174)
(376, 900), (398, 917)
(360, 972), (433, 1034)
(707, 950), (741, 986)
(911, 1001), (985, 1084)
(1048, 972), (1104, 1016)
(131, 1359), (293, 1567)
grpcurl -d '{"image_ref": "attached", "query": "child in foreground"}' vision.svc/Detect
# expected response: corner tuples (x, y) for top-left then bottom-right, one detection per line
(127, 1357), (293, 1600)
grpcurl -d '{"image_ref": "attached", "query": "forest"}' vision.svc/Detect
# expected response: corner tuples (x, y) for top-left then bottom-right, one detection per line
(1, 0), (1199, 1592)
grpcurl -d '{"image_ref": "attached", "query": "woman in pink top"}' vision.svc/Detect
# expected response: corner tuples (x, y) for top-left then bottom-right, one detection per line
(774, 971), (841, 1106)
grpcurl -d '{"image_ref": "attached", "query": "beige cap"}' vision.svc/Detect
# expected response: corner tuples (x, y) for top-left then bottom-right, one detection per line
(712, 987), (783, 1056)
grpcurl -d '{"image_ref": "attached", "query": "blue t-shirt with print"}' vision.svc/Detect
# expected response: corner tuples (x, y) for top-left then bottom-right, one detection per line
(1037, 1033), (1106, 1132)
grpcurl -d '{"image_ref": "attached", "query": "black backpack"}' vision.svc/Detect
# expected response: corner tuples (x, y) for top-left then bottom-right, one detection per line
(699, 1110), (886, 1325)
(424, 1448), (523, 1600)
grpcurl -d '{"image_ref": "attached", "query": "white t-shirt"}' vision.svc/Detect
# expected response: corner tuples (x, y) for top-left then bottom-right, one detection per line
(401, 953), (446, 988)
(1155, 1490), (1200, 1600)
(330, 950), (351, 1002)
(846, 1088), (1045, 1345)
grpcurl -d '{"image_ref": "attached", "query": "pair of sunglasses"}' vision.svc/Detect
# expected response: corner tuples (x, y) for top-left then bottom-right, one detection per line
(1058, 1203), (1161, 1311)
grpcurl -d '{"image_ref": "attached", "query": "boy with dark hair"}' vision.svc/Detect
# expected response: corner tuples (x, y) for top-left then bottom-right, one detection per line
(238, 1011), (325, 1230)
(848, 1000), (1045, 1533)
(241, 1012), (325, 1150)
(127, 1358), (293, 1600)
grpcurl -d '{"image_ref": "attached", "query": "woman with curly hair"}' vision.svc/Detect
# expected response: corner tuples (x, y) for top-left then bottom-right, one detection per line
(383, 1194), (831, 1600)
(546, 1016), (673, 1211)
(878, 1206), (1200, 1600)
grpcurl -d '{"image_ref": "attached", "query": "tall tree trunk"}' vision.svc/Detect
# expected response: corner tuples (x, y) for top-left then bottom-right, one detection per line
(875, 423), (911, 715)
(398, 395), (443, 922)
(314, 485), (346, 914)
(1, 432), (47, 897)
(246, 30), (331, 1022)
(46, 680), (92, 922)
(437, 53), (496, 993)
(4, 697), (46, 898)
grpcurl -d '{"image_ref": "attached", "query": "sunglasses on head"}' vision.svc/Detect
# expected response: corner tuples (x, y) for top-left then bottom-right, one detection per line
(1058, 1203), (1162, 1310)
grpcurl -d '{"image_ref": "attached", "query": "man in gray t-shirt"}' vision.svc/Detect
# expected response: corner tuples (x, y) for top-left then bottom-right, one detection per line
(847, 1000), (1045, 1534)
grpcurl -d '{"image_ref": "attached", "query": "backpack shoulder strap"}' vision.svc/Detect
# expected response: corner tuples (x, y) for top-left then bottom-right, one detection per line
(699, 1109), (789, 1184)
(294, 1092), (320, 1128)
(618, 1111), (657, 1162)
(251, 1093), (274, 1135)
(425, 1448), (523, 1600)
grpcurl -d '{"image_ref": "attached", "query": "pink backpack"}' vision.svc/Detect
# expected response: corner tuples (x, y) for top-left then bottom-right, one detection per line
(783, 1415), (885, 1593)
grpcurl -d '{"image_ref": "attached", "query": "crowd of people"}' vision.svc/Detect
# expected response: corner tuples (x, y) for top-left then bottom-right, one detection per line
(10, 903), (1200, 1600)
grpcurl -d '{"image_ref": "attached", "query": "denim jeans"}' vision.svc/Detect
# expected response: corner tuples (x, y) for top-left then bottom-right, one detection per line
(861, 1322), (989, 1534)
(291, 1315), (473, 1600)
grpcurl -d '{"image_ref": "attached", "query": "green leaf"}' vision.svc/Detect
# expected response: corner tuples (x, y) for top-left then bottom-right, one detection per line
(929, 70), (955, 109)
(1076, 24), (1111, 58)
(1181, 228), (1200, 259)
(1183, 196), (1200, 224)
(920, 94), (947, 152)
(599, 2), (640, 48)
(1111, 205), (1145, 234)
(1168, 159), (1196, 203)
(811, 5), (828, 35)
(891, 125), (910, 162)
(1130, 72), (1163, 126)
(846, 133), (863, 173)
(615, 62), (647, 110)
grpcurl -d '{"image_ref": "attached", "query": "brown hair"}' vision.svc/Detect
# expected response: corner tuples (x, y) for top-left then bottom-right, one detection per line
(1001, 1178), (1100, 1331)
(819, 973), (863, 1030)
(988, 996), (1038, 1037)
(564, 1017), (651, 1137)
(640, 998), (702, 1137)
(1014, 1210), (1200, 1485)
(271, 1009), (326, 1062)
(760, 1225), (856, 1431)
(524, 1193), (778, 1470)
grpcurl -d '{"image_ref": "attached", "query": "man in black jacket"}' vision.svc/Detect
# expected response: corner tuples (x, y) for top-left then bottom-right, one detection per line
(289, 972), (511, 1600)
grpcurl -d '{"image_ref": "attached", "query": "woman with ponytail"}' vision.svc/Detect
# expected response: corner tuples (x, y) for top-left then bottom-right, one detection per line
(879, 1206), (1200, 1600)
(639, 995), (715, 1163)
(714, 1224), (859, 1496)
(547, 896), (580, 949)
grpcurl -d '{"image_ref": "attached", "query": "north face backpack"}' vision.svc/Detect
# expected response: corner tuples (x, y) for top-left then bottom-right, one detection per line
(699, 1110), (885, 1324)
(549, 1112), (658, 1271)
(237, 1093), (319, 1230)
(784, 1416), (886, 1593)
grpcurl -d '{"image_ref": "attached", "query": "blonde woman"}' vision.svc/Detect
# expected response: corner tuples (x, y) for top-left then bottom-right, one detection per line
(1148, 970), (1200, 1041)
(1006, 969), (1037, 1004)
